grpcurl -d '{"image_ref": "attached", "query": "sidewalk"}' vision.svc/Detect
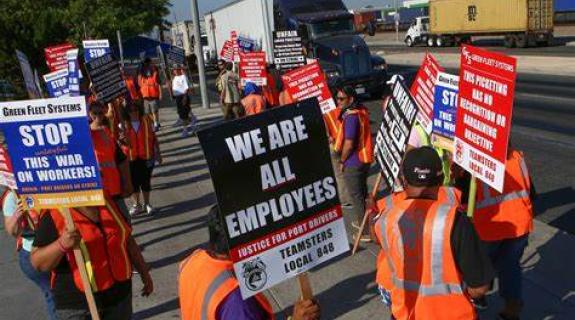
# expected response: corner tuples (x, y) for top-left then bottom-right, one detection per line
(1, 96), (574, 319)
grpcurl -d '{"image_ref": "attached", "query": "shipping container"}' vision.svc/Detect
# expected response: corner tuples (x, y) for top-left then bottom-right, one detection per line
(405, 0), (554, 48)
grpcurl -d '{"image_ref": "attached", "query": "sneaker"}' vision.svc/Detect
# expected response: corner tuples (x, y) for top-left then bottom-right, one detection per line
(129, 204), (141, 216)
(472, 297), (489, 311)
(354, 233), (372, 243)
(145, 204), (155, 215)
(172, 119), (183, 127)
(342, 203), (353, 208)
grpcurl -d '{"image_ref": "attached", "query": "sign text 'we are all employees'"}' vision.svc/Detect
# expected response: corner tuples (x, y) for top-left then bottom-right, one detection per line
(224, 115), (337, 239)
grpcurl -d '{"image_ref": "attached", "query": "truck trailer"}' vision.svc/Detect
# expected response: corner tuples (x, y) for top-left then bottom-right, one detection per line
(205, 0), (388, 97)
(405, 0), (554, 48)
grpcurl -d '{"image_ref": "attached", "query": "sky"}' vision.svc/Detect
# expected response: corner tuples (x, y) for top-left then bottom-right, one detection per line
(169, 0), (396, 22)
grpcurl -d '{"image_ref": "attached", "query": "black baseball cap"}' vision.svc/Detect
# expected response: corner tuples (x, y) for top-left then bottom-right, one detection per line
(402, 146), (444, 187)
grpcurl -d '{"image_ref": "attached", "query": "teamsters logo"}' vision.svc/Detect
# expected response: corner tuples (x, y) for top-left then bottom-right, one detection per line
(462, 47), (472, 65)
(242, 258), (268, 291)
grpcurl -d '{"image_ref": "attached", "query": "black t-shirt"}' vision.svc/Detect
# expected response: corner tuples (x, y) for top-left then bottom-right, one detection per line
(450, 211), (495, 288)
(33, 213), (131, 310)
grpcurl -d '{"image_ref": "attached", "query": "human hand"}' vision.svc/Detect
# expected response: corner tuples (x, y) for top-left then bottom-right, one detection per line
(292, 299), (320, 320)
(140, 271), (154, 297)
(339, 163), (345, 173)
(59, 228), (81, 250)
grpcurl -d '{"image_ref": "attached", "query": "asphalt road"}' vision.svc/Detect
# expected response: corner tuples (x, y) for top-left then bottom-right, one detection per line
(362, 65), (575, 234)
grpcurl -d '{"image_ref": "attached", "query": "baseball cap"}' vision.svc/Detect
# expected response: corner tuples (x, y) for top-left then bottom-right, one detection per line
(402, 146), (444, 187)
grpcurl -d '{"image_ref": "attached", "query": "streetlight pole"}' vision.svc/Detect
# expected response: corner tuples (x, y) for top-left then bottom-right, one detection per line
(191, 0), (210, 109)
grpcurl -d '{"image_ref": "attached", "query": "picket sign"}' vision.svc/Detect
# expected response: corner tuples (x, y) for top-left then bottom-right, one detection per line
(60, 207), (101, 320)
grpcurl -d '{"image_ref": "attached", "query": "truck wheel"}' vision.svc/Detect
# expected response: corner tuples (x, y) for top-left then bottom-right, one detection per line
(504, 35), (516, 48)
(436, 37), (444, 47)
(405, 37), (414, 47)
(516, 34), (528, 48)
(427, 37), (435, 47)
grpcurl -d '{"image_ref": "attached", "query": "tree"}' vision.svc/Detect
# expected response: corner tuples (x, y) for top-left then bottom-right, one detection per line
(0, 0), (170, 96)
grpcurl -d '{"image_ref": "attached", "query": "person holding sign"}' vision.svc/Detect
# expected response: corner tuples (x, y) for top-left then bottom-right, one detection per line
(2, 187), (57, 320)
(89, 101), (133, 223)
(373, 147), (494, 320)
(241, 82), (267, 116)
(333, 86), (373, 241)
(138, 58), (162, 132)
(471, 147), (535, 319)
(179, 205), (321, 320)
(123, 102), (162, 216)
(30, 197), (153, 319)
(219, 62), (242, 120)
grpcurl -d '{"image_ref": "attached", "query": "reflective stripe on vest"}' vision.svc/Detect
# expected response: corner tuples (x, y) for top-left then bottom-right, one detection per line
(414, 123), (431, 147)
(476, 182), (530, 210)
(378, 188), (463, 296)
(201, 270), (234, 320)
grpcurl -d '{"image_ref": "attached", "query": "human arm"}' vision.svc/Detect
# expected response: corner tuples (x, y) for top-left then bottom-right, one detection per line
(31, 213), (81, 272)
(115, 144), (133, 197)
(291, 299), (321, 320)
(127, 236), (153, 296)
(3, 191), (23, 237)
(450, 212), (495, 298)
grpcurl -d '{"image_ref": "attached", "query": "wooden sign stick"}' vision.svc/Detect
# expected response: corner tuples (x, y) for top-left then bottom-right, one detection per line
(352, 173), (383, 255)
(60, 207), (101, 320)
(467, 176), (478, 218)
(297, 273), (313, 300)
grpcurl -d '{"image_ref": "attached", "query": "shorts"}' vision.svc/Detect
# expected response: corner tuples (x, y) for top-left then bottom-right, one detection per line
(143, 99), (159, 114)
(130, 159), (154, 193)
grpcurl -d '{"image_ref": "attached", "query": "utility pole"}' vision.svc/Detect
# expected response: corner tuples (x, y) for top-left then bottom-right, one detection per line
(191, 0), (210, 109)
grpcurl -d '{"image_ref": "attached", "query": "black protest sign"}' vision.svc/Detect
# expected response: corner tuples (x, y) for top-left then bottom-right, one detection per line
(85, 53), (127, 104)
(166, 46), (185, 66)
(273, 30), (306, 71)
(198, 99), (349, 299)
(375, 78), (419, 189)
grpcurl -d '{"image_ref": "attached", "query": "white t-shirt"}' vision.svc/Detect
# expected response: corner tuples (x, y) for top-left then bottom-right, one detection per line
(172, 74), (190, 96)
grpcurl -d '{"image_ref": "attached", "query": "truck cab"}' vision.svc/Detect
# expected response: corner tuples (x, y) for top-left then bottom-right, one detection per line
(405, 16), (430, 47)
(274, 0), (387, 97)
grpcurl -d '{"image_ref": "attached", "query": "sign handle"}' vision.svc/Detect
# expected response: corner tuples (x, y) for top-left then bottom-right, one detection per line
(297, 273), (313, 300)
(352, 173), (383, 255)
(60, 208), (101, 320)
(467, 176), (477, 217)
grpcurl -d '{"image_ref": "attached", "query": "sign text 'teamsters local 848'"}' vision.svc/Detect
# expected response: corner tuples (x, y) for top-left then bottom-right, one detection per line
(0, 96), (104, 209)
(198, 98), (348, 298)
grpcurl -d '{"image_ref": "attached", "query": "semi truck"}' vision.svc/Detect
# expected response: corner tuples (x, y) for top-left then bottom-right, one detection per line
(205, 0), (388, 97)
(405, 0), (554, 48)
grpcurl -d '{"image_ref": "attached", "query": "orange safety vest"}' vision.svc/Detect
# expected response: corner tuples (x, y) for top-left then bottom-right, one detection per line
(262, 75), (280, 107)
(374, 187), (475, 320)
(178, 249), (275, 320)
(48, 200), (132, 293)
(333, 107), (373, 164)
(241, 94), (267, 116)
(278, 90), (294, 106)
(91, 128), (122, 197)
(126, 117), (156, 161)
(473, 149), (533, 241)
(323, 108), (341, 142)
(139, 69), (160, 99)
(125, 76), (141, 101)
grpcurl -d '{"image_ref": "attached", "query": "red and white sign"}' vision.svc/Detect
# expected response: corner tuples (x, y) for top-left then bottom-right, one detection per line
(454, 45), (517, 192)
(231, 31), (240, 63)
(410, 53), (444, 134)
(220, 40), (234, 62)
(0, 147), (17, 189)
(281, 61), (336, 114)
(239, 52), (267, 86)
(44, 43), (75, 72)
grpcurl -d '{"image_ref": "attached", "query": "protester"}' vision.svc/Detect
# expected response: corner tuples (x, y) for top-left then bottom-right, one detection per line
(123, 69), (142, 105)
(138, 57), (162, 131)
(241, 82), (267, 116)
(333, 86), (373, 241)
(178, 205), (321, 320)
(373, 146), (495, 320)
(89, 101), (133, 223)
(215, 59), (227, 94)
(406, 123), (452, 185)
(2, 187), (57, 320)
(262, 64), (281, 107)
(30, 197), (153, 319)
(170, 65), (197, 137)
(472, 147), (535, 319)
(123, 102), (162, 215)
(219, 62), (242, 120)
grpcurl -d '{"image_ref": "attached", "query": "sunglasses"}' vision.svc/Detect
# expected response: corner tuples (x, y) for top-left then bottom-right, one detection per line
(336, 96), (348, 101)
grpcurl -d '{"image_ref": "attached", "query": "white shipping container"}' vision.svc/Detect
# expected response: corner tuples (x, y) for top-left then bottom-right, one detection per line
(205, 0), (275, 62)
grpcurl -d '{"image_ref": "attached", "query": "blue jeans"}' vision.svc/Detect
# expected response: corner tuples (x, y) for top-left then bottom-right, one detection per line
(18, 249), (57, 320)
(486, 234), (529, 302)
